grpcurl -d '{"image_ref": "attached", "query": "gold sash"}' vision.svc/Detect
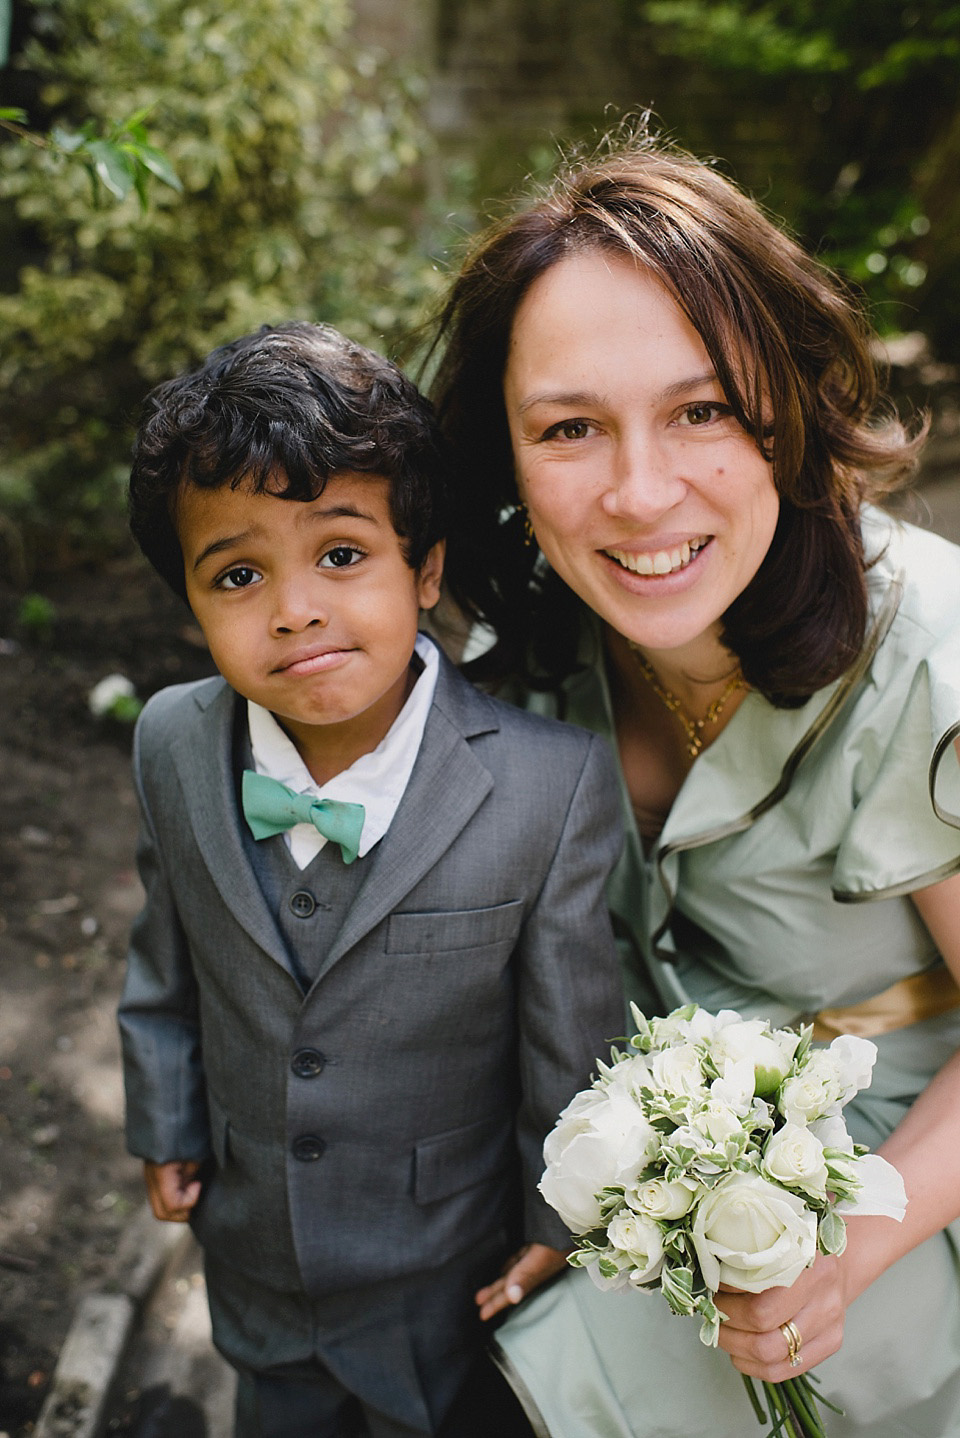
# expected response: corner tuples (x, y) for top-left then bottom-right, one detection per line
(809, 966), (960, 1041)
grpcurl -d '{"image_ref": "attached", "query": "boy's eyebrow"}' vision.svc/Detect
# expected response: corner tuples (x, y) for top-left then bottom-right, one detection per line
(190, 503), (384, 572)
(192, 530), (256, 571)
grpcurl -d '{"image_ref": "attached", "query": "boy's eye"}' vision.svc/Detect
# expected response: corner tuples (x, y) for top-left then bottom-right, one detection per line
(217, 566), (261, 590)
(320, 545), (364, 569)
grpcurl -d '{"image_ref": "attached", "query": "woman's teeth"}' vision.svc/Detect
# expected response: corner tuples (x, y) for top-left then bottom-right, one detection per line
(606, 537), (708, 576)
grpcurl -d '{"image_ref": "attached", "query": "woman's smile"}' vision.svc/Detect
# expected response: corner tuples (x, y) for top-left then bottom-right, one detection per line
(604, 535), (712, 578)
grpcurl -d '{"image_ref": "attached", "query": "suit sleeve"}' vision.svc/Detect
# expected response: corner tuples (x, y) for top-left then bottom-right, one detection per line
(514, 731), (626, 1249)
(118, 709), (211, 1165)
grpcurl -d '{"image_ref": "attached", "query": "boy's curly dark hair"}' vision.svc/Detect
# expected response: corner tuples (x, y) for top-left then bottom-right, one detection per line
(129, 321), (447, 599)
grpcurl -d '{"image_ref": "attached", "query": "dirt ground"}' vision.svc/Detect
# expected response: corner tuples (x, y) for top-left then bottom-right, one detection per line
(0, 556), (216, 1436)
(1, 434), (959, 1436)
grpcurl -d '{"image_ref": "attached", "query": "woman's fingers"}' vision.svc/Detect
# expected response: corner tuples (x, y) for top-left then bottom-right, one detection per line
(716, 1256), (846, 1379)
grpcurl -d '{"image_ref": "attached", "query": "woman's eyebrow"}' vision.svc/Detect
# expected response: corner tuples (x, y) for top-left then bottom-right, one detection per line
(515, 373), (723, 415)
(514, 390), (601, 415)
(659, 372), (721, 400)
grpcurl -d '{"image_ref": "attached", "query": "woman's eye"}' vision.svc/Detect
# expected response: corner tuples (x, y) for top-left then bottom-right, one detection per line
(218, 566), (261, 590)
(544, 418), (594, 441)
(320, 545), (364, 569)
(679, 402), (728, 427)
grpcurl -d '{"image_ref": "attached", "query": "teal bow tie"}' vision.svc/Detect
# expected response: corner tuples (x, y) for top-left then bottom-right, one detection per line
(241, 770), (365, 865)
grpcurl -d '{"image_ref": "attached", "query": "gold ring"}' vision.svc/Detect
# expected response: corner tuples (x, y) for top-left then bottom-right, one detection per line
(780, 1320), (803, 1368)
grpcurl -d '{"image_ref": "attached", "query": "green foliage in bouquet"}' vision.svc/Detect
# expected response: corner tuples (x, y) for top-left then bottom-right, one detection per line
(0, 0), (440, 570)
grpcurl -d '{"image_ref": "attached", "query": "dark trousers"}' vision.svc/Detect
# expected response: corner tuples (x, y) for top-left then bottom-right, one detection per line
(206, 1236), (534, 1438)
(235, 1349), (534, 1438)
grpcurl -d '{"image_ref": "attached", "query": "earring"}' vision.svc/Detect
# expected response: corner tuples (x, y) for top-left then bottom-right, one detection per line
(517, 502), (535, 548)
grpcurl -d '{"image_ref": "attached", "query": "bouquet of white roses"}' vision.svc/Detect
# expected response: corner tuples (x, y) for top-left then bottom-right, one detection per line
(539, 1003), (908, 1438)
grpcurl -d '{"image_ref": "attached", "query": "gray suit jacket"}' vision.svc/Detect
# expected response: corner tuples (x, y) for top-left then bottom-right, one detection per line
(119, 644), (624, 1299)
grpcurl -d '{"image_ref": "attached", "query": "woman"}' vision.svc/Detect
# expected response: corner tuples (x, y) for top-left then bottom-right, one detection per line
(428, 132), (960, 1436)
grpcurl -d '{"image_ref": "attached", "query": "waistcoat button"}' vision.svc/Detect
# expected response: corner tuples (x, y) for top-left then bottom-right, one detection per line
(289, 890), (316, 918)
(291, 1048), (326, 1079)
(291, 1134), (326, 1162)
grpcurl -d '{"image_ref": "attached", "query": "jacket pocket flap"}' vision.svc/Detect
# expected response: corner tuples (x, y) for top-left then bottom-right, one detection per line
(414, 1112), (514, 1205)
(386, 899), (523, 955)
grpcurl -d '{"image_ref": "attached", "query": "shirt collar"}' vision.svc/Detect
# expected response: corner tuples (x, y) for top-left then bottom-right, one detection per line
(247, 633), (439, 868)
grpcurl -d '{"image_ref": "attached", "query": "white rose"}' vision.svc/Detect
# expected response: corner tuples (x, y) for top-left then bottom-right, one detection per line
(692, 1101), (746, 1148)
(761, 1122), (828, 1199)
(606, 1209), (665, 1283)
(647, 1043), (708, 1099)
(540, 1087), (658, 1234)
(778, 1052), (846, 1123)
(627, 1175), (699, 1221)
(692, 1171), (817, 1293)
(710, 1019), (799, 1098)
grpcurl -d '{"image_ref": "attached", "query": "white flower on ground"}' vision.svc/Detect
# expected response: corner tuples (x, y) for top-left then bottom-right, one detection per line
(692, 1171), (818, 1293)
(761, 1122), (829, 1199)
(88, 673), (137, 716)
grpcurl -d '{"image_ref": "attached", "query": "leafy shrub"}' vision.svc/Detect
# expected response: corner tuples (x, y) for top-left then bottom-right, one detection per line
(0, 0), (441, 571)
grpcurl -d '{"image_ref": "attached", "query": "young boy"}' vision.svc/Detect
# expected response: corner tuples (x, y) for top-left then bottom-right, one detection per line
(119, 322), (624, 1438)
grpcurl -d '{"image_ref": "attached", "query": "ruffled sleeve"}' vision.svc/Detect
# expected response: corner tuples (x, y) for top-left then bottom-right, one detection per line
(833, 536), (960, 900)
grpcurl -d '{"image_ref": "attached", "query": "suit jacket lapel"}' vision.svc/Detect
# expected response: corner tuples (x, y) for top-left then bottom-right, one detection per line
(169, 680), (300, 984)
(312, 652), (498, 985)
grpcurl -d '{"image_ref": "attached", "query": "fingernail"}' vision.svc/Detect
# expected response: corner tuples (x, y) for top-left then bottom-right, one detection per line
(506, 1284), (524, 1304)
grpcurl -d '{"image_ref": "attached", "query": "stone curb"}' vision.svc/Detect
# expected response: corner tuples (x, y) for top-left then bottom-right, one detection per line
(33, 1205), (188, 1438)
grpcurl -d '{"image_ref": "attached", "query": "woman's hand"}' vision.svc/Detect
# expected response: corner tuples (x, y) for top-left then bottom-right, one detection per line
(475, 1242), (570, 1321)
(715, 1252), (850, 1381)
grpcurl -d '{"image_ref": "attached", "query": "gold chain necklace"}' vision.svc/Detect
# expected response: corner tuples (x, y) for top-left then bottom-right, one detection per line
(628, 644), (745, 759)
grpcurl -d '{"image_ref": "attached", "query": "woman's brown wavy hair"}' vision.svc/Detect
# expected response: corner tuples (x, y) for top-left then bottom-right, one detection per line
(427, 129), (924, 706)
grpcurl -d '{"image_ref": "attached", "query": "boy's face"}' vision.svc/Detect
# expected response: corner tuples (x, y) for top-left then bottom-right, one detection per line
(178, 472), (443, 776)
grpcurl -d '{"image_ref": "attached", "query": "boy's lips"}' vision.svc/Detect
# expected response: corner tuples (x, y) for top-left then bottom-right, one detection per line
(603, 535), (712, 576)
(273, 644), (353, 676)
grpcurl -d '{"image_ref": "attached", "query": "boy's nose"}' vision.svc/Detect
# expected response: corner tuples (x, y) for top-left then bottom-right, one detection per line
(270, 580), (328, 634)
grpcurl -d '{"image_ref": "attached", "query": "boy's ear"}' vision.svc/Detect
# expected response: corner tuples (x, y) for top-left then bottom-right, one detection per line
(416, 540), (445, 611)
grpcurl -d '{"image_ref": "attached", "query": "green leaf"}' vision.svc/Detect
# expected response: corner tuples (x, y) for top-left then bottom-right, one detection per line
(0, 107), (28, 124)
(130, 142), (183, 191)
(84, 139), (136, 200)
(817, 1209), (847, 1255)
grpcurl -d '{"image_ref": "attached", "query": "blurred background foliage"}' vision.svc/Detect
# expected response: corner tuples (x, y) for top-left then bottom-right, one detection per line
(1, 0), (958, 580)
(0, 0), (441, 572)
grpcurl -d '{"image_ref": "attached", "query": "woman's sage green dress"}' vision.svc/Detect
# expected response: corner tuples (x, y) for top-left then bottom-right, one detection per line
(498, 511), (960, 1437)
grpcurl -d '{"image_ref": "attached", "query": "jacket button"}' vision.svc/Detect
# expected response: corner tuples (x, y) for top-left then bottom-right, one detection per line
(291, 1048), (326, 1079)
(291, 1134), (326, 1162)
(289, 890), (316, 918)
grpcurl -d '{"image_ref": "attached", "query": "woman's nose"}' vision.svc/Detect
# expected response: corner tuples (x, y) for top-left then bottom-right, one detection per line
(600, 434), (687, 520)
(270, 577), (328, 634)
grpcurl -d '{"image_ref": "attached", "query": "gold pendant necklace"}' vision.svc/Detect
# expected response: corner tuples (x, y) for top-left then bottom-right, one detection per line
(628, 644), (745, 759)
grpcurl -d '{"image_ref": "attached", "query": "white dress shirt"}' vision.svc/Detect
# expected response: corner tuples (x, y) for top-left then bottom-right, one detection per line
(246, 633), (439, 868)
